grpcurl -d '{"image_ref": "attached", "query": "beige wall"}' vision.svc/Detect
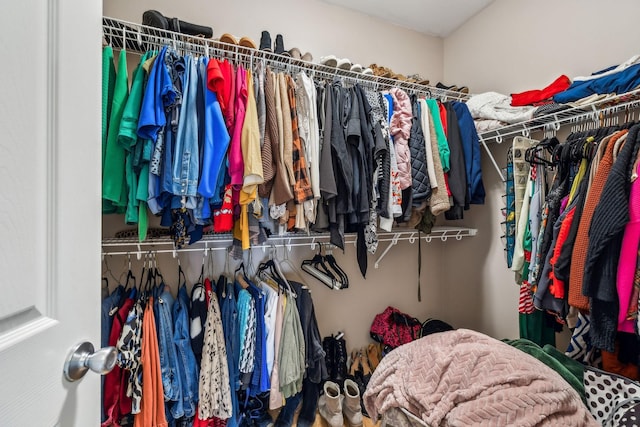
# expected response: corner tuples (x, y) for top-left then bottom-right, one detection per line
(444, 0), (640, 95)
(103, 0), (443, 83)
(442, 0), (640, 344)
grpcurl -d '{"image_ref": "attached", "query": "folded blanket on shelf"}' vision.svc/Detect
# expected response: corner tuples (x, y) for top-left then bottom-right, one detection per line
(466, 92), (535, 124)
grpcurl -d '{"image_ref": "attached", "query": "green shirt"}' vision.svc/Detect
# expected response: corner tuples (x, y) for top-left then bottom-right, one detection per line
(102, 49), (129, 209)
(426, 99), (450, 172)
(119, 52), (152, 226)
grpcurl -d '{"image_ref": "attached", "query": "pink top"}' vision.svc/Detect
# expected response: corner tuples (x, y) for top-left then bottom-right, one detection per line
(617, 161), (640, 333)
(228, 65), (247, 188)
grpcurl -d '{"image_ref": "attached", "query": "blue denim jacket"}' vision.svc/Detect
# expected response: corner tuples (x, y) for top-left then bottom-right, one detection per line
(154, 284), (184, 418)
(172, 55), (200, 197)
(172, 285), (199, 418)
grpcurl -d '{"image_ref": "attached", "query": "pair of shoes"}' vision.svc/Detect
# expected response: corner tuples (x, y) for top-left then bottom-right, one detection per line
(369, 63), (393, 78)
(318, 380), (363, 427)
(142, 10), (213, 38)
(320, 55), (364, 73)
(347, 348), (373, 418)
(287, 47), (313, 62)
(436, 82), (470, 94)
(323, 333), (348, 386)
(406, 73), (430, 85)
(259, 31), (289, 56)
(218, 33), (257, 49)
(366, 343), (382, 371)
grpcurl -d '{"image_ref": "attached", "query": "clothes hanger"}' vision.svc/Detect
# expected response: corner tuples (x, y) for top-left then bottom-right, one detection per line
(257, 247), (295, 297)
(235, 262), (250, 289)
(277, 244), (309, 290)
(323, 244), (349, 288)
(123, 252), (137, 293)
(301, 244), (342, 290)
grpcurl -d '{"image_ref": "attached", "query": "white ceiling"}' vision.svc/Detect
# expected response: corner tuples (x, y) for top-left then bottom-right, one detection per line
(321, 0), (495, 37)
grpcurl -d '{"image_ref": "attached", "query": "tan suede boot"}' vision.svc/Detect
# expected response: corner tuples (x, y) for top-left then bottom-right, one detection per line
(318, 381), (343, 427)
(343, 379), (364, 427)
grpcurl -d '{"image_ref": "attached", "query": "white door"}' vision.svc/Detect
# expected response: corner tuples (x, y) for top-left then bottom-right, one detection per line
(0, 0), (102, 425)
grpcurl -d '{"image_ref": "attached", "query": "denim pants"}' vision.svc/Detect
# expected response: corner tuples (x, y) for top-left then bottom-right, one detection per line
(296, 380), (320, 427)
(274, 392), (303, 427)
(154, 284), (184, 418)
(173, 285), (200, 418)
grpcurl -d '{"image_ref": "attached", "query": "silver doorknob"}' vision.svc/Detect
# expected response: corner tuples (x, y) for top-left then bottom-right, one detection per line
(63, 341), (117, 382)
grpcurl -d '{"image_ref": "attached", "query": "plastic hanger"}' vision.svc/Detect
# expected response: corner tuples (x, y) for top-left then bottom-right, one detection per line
(277, 245), (309, 290)
(324, 245), (349, 288)
(123, 253), (137, 293)
(301, 244), (342, 290)
(257, 247), (295, 297)
(235, 262), (250, 289)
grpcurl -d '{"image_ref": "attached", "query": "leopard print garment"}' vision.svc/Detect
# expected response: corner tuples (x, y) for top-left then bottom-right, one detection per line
(116, 299), (143, 413)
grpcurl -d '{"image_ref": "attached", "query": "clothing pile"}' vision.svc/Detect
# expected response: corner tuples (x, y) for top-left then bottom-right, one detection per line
(102, 44), (485, 273)
(468, 55), (640, 133)
(101, 267), (324, 427)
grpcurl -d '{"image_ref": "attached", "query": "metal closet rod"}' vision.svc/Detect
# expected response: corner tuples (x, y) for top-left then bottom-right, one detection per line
(102, 16), (469, 101)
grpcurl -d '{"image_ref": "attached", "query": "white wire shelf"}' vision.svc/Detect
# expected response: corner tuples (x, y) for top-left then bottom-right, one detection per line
(102, 226), (478, 268)
(102, 16), (470, 101)
(477, 87), (640, 144)
(476, 87), (640, 182)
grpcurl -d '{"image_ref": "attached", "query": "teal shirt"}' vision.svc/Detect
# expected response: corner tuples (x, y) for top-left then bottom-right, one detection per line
(426, 99), (450, 172)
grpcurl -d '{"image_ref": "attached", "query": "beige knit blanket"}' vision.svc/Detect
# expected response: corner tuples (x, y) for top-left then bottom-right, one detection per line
(363, 329), (598, 427)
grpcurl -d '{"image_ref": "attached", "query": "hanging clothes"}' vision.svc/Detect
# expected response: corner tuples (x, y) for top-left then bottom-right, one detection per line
(134, 297), (168, 427)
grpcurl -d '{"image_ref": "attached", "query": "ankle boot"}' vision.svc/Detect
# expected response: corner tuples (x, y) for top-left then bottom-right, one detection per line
(274, 34), (290, 56)
(318, 381), (343, 427)
(343, 379), (364, 427)
(334, 336), (348, 386)
(323, 335), (336, 381)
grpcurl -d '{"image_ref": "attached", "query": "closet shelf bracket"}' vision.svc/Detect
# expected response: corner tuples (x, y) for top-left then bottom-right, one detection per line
(374, 233), (401, 269)
(479, 135), (505, 182)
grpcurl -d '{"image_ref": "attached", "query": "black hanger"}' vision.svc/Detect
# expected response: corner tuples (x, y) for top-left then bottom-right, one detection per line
(323, 245), (349, 288)
(123, 253), (136, 293)
(301, 244), (345, 290)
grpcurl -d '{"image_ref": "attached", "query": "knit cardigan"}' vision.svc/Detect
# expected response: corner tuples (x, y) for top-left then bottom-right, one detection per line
(568, 131), (626, 311)
(584, 124), (640, 352)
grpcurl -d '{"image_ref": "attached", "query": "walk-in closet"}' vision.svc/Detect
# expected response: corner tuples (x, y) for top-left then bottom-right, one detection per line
(4, 0), (640, 425)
